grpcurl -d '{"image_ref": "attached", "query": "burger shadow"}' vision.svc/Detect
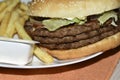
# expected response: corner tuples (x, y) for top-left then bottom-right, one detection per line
(0, 46), (120, 75)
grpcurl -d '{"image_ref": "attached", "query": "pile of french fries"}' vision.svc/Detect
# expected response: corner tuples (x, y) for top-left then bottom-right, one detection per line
(0, 0), (54, 64)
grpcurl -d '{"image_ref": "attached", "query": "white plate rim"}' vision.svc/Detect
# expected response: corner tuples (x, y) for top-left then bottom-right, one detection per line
(0, 52), (103, 69)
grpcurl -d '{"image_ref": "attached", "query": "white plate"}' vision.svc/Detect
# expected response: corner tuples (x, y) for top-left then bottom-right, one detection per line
(0, 0), (103, 69)
(0, 52), (102, 69)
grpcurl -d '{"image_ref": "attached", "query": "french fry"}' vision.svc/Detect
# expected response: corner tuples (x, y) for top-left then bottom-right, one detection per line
(19, 3), (28, 11)
(0, 0), (19, 22)
(4, 0), (12, 6)
(34, 47), (54, 64)
(0, 2), (7, 13)
(0, 10), (7, 22)
(23, 15), (29, 20)
(16, 9), (27, 17)
(0, 12), (11, 36)
(15, 20), (32, 40)
(4, 11), (19, 37)
(5, 0), (20, 12)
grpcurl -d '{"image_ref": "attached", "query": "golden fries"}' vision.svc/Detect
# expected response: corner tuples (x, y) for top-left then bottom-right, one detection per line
(4, 11), (19, 37)
(0, 0), (54, 64)
(34, 47), (54, 64)
(0, 12), (11, 36)
(16, 9), (26, 16)
(0, 2), (7, 12)
(6, 0), (19, 12)
(0, 0), (19, 22)
(15, 18), (32, 40)
(19, 3), (28, 11)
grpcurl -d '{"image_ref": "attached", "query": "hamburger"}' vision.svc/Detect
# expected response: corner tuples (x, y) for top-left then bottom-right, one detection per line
(24, 0), (120, 59)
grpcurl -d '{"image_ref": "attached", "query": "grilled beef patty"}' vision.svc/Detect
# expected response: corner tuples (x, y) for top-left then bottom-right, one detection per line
(25, 20), (100, 38)
(24, 18), (120, 50)
(34, 25), (114, 44)
(38, 27), (120, 49)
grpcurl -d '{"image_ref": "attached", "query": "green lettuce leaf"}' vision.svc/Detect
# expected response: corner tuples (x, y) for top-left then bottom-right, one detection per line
(98, 11), (118, 25)
(42, 18), (86, 31)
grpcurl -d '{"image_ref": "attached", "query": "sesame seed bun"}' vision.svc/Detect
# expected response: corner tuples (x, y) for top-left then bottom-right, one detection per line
(29, 0), (120, 18)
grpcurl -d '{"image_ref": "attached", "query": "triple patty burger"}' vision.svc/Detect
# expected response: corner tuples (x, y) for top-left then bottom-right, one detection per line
(24, 0), (120, 59)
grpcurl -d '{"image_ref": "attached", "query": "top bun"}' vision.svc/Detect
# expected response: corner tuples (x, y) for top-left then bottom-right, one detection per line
(29, 0), (120, 18)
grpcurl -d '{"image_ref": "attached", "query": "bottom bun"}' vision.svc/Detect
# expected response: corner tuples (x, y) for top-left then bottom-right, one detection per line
(40, 32), (120, 60)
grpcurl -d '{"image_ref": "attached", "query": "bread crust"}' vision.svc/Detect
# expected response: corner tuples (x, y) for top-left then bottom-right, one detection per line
(40, 32), (120, 59)
(29, 0), (120, 18)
